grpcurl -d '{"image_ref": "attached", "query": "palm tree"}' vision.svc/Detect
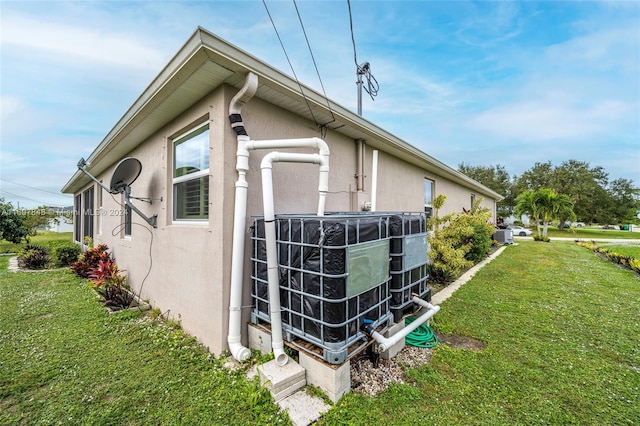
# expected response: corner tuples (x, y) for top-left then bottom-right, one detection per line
(515, 189), (575, 239)
(515, 190), (542, 235)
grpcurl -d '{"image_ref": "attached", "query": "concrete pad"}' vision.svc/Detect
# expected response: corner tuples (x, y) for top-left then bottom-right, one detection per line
(278, 390), (330, 426)
(258, 359), (306, 402)
(8, 257), (19, 272)
(298, 351), (350, 403)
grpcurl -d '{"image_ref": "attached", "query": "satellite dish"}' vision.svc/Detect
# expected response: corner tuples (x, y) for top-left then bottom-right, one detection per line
(110, 157), (142, 193)
(76, 155), (158, 228)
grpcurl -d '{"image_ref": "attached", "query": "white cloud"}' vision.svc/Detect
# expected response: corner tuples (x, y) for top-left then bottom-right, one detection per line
(1, 15), (166, 71)
(469, 98), (631, 141)
(0, 96), (25, 120)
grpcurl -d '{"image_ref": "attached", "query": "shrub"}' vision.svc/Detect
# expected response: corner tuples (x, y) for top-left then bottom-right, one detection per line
(89, 259), (133, 309)
(53, 243), (81, 267)
(576, 241), (640, 276)
(465, 224), (493, 263)
(71, 244), (113, 278)
(17, 245), (51, 269)
(428, 194), (494, 278)
(426, 263), (455, 285)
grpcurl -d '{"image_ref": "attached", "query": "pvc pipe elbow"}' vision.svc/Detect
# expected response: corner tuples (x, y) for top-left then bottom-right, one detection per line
(229, 73), (258, 114)
(228, 340), (251, 362)
(272, 342), (289, 366)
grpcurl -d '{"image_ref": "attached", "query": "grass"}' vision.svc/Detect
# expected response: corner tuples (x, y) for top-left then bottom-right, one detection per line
(540, 227), (640, 240)
(597, 243), (640, 259)
(2, 240), (639, 425)
(319, 241), (640, 425)
(0, 231), (74, 254)
(0, 257), (289, 425)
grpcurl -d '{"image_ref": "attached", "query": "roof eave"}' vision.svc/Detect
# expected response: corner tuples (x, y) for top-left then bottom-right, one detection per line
(62, 27), (503, 201)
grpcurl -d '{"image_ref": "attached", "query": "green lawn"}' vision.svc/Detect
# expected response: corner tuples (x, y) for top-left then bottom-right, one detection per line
(0, 231), (74, 254)
(541, 227), (640, 240)
(0, 257), (288, 425)
(597, 243), (640, 259)
(2, 241), (639, 425)
(319, 241), (640, 425)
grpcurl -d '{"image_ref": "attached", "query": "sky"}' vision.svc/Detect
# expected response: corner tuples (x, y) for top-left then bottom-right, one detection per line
(1, 0), (639, 209)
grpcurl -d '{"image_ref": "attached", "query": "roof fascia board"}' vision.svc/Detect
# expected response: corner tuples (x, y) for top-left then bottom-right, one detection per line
(63, 27), (502, 200)
(62, 29), (211, 193)
(195, 29), (502, 200)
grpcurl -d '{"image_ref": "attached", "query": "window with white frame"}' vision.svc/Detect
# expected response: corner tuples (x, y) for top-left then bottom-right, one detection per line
(74, 187), (94, 244)
(82, 187), (94, 241)
(173, 124), (210, 221)
(424, 178), (434, 216)
(97, 185), (103, 235)
(74, 194), (82, 242)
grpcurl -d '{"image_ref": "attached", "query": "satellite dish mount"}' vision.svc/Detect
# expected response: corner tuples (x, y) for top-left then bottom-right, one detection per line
(77, 157), (158, 228)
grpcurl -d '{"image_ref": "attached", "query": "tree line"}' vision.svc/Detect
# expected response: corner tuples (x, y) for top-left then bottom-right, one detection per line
(0, 200), (70, 243)
(458, 160), (639, 225)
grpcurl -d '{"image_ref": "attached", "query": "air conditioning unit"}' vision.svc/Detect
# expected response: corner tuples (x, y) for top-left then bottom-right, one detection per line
(493, 229), (514, 245)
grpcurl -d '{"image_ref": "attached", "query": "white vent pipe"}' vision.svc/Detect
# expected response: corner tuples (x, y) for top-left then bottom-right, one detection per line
(227, 72), (331, 363)
(260, 152), (328, 366)
(371, 150), (378, 212)
(227, 73), (259, 362)
(364, 297), (440, 353)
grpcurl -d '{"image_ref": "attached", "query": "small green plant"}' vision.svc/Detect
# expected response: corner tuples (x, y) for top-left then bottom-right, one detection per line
(53, 242), (81, 267)
(305, 384), (333, 405)
(89, 259), (133, 309)
(83, 235), (94, 249)
(533, 235), (550, 242)
(251, 349), (275, 365)
(17, 244), (51, 269)
(71, 244), (113, 278)
(426, 263), (455, 285)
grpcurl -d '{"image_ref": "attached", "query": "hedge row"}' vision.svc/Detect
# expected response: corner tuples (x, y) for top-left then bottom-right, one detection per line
(575, 241), (640, 275)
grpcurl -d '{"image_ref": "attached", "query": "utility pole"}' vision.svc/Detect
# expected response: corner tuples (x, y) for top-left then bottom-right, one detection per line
(356, 62), (369, 116)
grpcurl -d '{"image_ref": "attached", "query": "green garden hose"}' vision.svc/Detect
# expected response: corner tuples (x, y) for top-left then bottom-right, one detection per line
(405, 316), (439, 348)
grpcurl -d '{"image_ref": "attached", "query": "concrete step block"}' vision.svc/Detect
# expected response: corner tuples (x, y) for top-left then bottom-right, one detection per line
(299, 351), (350, 403)
(258, 359), (306, 398)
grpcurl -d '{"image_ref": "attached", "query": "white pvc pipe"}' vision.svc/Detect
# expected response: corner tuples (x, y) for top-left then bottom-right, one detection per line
(368, 297), (440, 353)
(371, 150), (378, 212)
(227, 73), (258, 362)
(260, 152), (327, 366)
(227, 74), (331, 363)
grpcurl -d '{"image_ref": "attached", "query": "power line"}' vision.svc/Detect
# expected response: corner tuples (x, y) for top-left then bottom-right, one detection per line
(292, 0), (335, 127)
(262, 0), (319, 127)
(346, 0), (379, 113)
(0, 178), (70, 197)
(0, 189), (71, 207)
(347, 0), (359, 68)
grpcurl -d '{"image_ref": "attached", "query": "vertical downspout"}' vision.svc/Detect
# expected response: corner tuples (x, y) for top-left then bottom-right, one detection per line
(356, 139), (365, 192)
(227, 73), (258, 362)
(227, 74), (331, 364)
(260, 152), (327, 366)
(371, 150), (378, 212)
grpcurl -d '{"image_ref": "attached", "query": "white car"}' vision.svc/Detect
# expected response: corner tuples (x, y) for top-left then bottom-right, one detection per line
(507, 225), (533, 236)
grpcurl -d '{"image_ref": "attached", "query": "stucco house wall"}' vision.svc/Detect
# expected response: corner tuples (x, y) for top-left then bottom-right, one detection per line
(64, 27), (502, 356)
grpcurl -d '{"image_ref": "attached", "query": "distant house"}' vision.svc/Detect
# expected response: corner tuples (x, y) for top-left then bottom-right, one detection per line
(62, 27), (502, 356)
(47, 206), (74, 233)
